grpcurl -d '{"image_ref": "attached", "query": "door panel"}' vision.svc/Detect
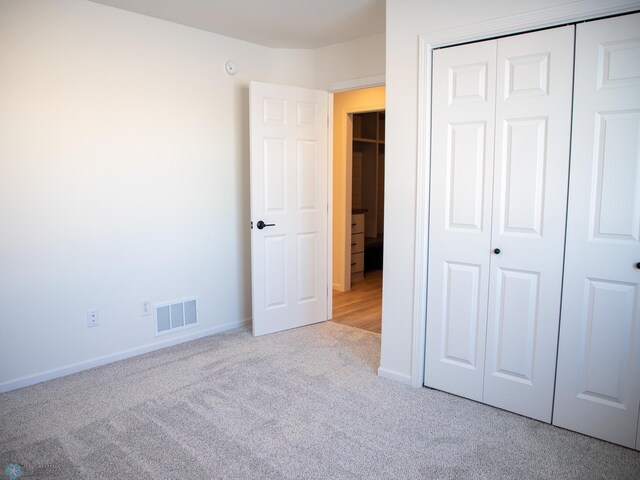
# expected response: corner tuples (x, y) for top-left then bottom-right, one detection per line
(250, 82), (328, 336)
(425, 39), (497, 400)
(553, 13), (640, 448)
(500, 117), (547, 236)
(483, 26), (574, 422)
(296, 141), (317, 210)
(441, 261), (482, 367)
(264, 139), (286, 212)
(505, 52), (549, 98)
(577, 279), (637, 408)
(297, 232), (318, 302)
(492, 268), (539, 384)
(447, 122), (487, 231)
(264, 236), (286, 309)
(591, 111), (640, 242)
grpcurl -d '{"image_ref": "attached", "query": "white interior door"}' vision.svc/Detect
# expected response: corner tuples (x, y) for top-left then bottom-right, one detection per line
(424, 39), (497, 401)
(482, 26), (574, 422)
(249, 81), (328, 336)
(553, 13), (640, 448)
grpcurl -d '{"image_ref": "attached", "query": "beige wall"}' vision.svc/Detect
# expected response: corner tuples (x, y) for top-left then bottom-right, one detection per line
(332, 87), (386, 292)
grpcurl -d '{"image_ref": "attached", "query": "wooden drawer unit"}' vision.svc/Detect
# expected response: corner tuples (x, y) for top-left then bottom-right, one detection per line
(351, 232), (364, 254)
(350, 213), (366, 282)
(350, 252), (364, 275)
(351, 214), (365, 234)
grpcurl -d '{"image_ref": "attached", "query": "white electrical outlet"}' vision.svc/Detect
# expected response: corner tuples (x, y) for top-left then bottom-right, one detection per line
(87, 309), (99, 328)
(141, 300), (151, 316)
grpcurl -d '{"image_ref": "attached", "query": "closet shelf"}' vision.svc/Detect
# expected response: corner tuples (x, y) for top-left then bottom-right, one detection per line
(353, 137), (384, 144)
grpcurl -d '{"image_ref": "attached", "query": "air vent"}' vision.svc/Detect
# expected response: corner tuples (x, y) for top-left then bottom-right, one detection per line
(155, 297), (198, 335)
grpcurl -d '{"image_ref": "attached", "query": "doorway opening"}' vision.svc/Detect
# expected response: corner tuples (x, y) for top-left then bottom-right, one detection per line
(330, 87), (385, 334)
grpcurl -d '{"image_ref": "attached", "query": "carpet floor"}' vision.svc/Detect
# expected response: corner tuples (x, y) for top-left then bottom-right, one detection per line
(1, 322), (639, 479)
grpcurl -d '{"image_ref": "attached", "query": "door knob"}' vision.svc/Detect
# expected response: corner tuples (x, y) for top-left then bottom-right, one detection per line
(494, 248), (501, 254)
(256, 220), (275, 230)
(636, 262), (640, 269)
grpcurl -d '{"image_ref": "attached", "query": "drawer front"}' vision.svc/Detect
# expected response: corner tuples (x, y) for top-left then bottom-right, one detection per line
(351, 214), (365, 234)
(351, 232), (365, 253)
(351, 252), (364, 274)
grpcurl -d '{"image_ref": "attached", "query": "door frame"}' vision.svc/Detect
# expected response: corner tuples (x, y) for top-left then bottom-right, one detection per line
(327, 80), (386, 298)
(341, 107), (386, 292)
(411, 0), (640, 388)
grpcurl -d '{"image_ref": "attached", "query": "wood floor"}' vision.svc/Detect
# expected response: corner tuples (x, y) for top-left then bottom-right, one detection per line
(331, 269), (382, 334)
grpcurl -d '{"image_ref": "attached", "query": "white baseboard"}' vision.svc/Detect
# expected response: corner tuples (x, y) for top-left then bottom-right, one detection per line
(377, 366), (413, 386)
(0, 319), (250, 394)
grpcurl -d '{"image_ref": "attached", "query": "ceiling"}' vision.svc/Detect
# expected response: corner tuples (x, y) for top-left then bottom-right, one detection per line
(89, 0), (386, 49)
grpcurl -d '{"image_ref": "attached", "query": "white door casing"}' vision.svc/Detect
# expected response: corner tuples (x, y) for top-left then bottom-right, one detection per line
(553, 13), (640, 448)
(249, 81), (328, 336)
(424, 39), (497, 401)
(482, 26), (574, 422)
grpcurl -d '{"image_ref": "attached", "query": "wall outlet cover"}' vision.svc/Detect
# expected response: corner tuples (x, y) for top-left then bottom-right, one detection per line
(87, 309), (99, 328)
(141, 300), (151, 316)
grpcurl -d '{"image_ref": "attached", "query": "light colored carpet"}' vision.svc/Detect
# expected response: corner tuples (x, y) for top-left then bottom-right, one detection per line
(0, 322), (638, 479)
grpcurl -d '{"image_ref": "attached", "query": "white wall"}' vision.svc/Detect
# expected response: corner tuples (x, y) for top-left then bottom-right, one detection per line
(0, 0), (386, 391)
(379, 0), (590, 383)
(0, 0), (318, 389)
(314, 33), (385, 90)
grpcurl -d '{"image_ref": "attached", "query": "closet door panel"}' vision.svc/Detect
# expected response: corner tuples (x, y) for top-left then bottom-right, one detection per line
(483, 26), (575, 422)
(424, 39), (497, 400)
(553, 13), (640, 448)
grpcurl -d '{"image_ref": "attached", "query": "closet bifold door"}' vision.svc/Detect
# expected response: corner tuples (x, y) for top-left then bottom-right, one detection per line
(424, 39), (497, 401)
(482, 26), (574, 422)
(425, 25), (574, 421)
(553, 12), (640, 449)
